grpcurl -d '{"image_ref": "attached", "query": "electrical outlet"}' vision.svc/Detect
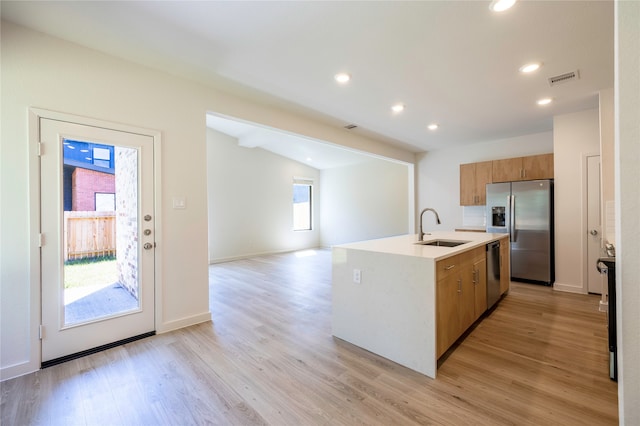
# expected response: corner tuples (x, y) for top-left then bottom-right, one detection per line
(353, 269), (361, 284)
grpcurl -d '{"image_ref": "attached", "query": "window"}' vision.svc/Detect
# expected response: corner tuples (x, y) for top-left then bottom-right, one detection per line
(293, 179), (313, 231)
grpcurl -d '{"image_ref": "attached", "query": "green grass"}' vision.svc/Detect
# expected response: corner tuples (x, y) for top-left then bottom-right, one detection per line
(64, 257), (118, 289)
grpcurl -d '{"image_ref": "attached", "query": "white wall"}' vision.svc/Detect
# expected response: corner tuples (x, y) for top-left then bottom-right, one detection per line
(616, 1), (640, 422)
(553, 109), (600, 294)
(320, 160), (410, 246)
(600, 88), (615, 245)
(206, 128), (320, 262)
(416, 132), (553, 231)
(0, 21), (415, 380)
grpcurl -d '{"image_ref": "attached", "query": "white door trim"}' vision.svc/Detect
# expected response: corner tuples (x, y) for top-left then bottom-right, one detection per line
(27, 107), (162, 371)
(581, 151), (600, 294)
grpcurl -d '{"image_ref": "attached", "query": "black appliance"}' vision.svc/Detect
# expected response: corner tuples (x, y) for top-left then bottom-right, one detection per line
(597, 254), (617, 381)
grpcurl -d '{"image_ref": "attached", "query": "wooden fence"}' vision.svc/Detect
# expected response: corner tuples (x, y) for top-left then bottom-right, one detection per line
(64, 211), (116, 261)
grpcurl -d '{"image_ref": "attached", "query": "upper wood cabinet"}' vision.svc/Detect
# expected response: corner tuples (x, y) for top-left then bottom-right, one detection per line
(492, 154), (554, 183)
(522, 153), (554, 180)
(460, 161), (492, 206)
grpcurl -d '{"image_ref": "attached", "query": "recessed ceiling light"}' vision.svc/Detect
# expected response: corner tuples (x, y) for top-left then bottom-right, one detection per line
(306, 157), (312, 162)
(537, 97), (553, 106)
(334, 73), (351, 84)
(391, 104), (405, 113)
(428, 123), (439, 130)
(519, 62), (542, 73)
(489, 0), (516, 12)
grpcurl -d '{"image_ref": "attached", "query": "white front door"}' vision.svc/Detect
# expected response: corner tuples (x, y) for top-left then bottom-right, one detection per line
(40, 117), (156, 364)
(586, 155), (603, 294)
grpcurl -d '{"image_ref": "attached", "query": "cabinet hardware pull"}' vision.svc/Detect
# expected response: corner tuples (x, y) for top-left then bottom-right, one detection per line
(457, 278), (462, 293)
(445, 265), (455, 270)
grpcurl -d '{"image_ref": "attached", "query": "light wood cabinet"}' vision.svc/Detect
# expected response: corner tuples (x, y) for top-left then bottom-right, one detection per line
(522, 153), (554, 180)
(436, 268), (462, 358)
(473, 256), (487, 316)
(499, 238), (510, 295)
(492, 154), (554, 183)
(492, 157), (522, 182)
(460, 161), (492, 206)
(436, 246), (487, 358)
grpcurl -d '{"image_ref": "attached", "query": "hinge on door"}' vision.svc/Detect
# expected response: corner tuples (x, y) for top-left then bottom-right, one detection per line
(38, 143), (44, 156)
(39, 325), (45, 340)
(38, 233), (44, 247)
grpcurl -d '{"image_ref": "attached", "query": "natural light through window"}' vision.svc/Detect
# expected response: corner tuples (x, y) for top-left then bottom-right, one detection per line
(293, 179), (313, 231)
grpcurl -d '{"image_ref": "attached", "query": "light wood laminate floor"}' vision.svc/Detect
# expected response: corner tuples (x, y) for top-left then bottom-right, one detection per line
(1, 248), (618, 425)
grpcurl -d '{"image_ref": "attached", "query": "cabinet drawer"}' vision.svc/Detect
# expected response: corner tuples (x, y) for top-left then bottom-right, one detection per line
(469, 246), (486, 264)
(436, 255), (461, 281)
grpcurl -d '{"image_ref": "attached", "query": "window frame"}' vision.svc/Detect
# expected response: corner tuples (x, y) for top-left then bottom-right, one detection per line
(292, 178), (313, 231)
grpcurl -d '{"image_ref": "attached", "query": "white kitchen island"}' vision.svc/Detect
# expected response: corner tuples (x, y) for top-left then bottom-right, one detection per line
(331, 231), (508, 378)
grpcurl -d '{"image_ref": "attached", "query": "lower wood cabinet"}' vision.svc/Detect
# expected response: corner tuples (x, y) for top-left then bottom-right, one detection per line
(436, 246), (487, 358)
(499, 238), (510, 295)
(473, 256), (487, 317)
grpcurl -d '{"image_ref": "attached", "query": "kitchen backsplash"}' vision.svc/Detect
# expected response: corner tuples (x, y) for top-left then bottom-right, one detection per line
(462, 205), (486, 227)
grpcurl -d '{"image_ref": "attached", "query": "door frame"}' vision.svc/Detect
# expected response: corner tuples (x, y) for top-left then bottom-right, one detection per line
(28, 108), (162, 370)
(581, 152), (602, 295)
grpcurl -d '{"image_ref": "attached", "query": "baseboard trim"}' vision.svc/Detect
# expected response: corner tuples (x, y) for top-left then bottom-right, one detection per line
(209, 246), (326, 264)
(553, 282), (587, 294)
(157, 312), (212, 333)
(1, 360), (40, 382)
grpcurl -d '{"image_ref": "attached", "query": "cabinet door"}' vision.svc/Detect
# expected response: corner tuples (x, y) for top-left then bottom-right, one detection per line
(499, 239), (510, 294)
(460, 163), (476, 206)
(459, 266), (476, 332)
(436, 274), (461, 358)
(473, 257), (487, 318)
(474, 161), (493, 205)
(492, 158), (522, 182)
(522, 153), (554, 180)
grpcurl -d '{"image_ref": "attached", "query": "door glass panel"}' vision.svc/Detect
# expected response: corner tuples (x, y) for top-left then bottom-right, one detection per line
(62, 139), (140, 326)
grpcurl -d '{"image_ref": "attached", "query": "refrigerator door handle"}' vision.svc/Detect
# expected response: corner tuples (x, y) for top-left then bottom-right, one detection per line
(510, 195), (516, 242)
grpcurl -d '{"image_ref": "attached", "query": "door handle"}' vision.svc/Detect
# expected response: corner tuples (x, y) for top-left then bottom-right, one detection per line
(143, 242), (153, 250)
(509, 195), (516, 243)
(590, 229), (598, 236)
(457, 278), (462, 293)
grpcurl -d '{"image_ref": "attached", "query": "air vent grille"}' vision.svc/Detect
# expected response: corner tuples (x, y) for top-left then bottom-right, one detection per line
(548, 70), (580, 86)
(344, 124), (358, 130)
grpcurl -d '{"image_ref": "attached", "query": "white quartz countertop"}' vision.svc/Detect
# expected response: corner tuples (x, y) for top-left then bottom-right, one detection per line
(334, 231), (508, 261)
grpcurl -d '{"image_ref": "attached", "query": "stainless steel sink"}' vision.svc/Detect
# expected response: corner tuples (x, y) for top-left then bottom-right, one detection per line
(415, 239), (470, 247)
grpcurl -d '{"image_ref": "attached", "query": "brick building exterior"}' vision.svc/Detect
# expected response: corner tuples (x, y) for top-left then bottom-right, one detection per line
(71, 167), (115, 211)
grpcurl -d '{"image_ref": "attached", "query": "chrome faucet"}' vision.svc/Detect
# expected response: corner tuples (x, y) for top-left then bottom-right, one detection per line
(419, 208), (441, 241)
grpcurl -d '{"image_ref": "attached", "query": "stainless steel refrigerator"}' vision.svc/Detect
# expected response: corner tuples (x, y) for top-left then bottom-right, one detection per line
(486, 179), (554, 285)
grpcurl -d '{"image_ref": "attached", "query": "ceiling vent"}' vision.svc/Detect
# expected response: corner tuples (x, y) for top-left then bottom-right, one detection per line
(344, 124), (358, 130)
(548, 70), (580, 87)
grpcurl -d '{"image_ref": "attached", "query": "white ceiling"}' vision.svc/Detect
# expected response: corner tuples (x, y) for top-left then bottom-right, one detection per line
(2, 1), (614, 167)
(206, 114), (377, 170)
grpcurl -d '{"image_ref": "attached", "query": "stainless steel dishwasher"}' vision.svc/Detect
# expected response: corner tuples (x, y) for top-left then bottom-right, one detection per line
(486, 241), (501, 309)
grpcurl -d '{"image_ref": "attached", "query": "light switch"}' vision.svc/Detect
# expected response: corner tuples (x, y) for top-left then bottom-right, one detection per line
(172, 196), (186, 209)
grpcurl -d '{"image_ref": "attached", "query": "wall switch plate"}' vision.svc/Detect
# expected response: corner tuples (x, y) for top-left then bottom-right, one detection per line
(353, 269), (361, 284)
(172, 196), (186, 209)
